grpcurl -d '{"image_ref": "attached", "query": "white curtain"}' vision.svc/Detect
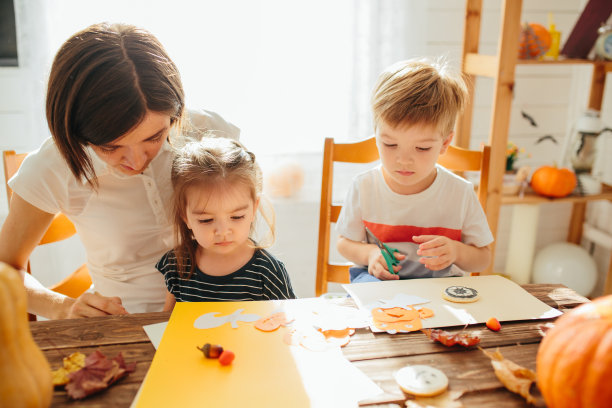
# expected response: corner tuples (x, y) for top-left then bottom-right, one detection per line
(13, 0), (54, 148)
(348, 0), (427, 141)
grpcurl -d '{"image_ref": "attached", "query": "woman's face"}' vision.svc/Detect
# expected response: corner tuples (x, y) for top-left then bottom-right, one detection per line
(90, 110), (171, 175)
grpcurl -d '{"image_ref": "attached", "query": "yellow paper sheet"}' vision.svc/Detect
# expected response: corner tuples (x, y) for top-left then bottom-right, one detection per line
(135, 301), (310, 408)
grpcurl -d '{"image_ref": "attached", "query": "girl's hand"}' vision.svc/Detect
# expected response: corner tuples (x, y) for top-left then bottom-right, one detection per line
(413, 235), (458, 271)
(64, 291), (128, 318)
(367, 247), (403, 280)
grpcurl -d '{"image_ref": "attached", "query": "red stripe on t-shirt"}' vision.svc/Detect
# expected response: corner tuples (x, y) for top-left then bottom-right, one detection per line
(363, 221), (461, 243)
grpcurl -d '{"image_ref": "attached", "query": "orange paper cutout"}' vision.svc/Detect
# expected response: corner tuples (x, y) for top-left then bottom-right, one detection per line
(318, 327), (356, 347)
(254, 312), (292, 332)
(417, 307), (434, 319)
(374, 317), (423, 333)
(372, 307), (419, 322)
(372, 306), (434, 334)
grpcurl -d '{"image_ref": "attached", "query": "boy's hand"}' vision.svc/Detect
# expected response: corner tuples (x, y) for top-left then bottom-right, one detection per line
(367, 246), (403, 280)
(413, 235), (458, 271)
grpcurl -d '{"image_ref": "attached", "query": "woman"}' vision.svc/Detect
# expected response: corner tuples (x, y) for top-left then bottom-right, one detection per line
(0, 23), (239, 318)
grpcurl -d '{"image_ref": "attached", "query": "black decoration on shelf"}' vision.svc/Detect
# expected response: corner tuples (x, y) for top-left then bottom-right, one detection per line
(521, 110), (538, 127)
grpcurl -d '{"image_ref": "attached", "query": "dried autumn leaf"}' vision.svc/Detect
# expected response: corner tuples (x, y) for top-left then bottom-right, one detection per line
(405, 390), (464, 408)
(422, 328), (481, 347)
(536, 322), (555, 337)
(481, 348), (544, 406)
(65, 350), (135, 400)
(51, 352), (86, 386)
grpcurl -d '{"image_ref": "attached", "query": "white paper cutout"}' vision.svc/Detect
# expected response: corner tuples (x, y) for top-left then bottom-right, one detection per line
(193, 308), (261, 329)
(363, 293), (431, 312)
(310, 303), (371, 330)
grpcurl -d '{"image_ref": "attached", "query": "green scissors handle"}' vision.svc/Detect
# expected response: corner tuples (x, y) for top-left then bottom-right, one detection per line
(365, 227), (401, 275)
(381, 244), (400, 274)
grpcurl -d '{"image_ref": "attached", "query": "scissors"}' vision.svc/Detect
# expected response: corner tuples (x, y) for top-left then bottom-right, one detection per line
(365, 227), (403, 275)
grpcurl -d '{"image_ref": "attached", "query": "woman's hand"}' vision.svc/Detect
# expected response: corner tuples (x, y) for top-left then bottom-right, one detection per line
(367, 247), (402, 280)
(63, 291), (128, 318)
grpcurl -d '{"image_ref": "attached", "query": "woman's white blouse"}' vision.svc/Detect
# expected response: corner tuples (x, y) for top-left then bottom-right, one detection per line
(9, 110), (239, 313)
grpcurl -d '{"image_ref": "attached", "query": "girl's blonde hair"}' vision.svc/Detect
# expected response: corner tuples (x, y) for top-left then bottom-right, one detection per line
(371, 57), (468, 137)
(170, 137), (275, 278)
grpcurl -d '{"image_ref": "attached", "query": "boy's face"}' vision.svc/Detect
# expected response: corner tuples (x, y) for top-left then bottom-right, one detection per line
(375, 120), (452, 195)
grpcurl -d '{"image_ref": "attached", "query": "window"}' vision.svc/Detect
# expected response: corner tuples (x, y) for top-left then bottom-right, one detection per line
(44, 0), (353, 154)
(0, 0), (18, 66)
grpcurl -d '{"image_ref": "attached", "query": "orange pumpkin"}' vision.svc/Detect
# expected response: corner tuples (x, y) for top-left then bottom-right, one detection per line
(519, 22), (551, 59)
(536, 295), (612, 408)
(530, 165), (577, 198)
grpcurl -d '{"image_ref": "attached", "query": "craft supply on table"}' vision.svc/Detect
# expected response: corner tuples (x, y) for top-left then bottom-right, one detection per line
(486, 317), (502, 331)
(394, 365), (449, 397)
(343, 275), (562, 331)
(135, 298), (382, 407)
(442, 285), (480, 303)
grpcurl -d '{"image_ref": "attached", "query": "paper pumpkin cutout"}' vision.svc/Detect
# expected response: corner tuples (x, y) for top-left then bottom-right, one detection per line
(417, 307), (434, 319)
(282, 327), (332, 352)
(283, 326), (357, 350)
(318, 328), (356, 347)
(194, 309), (260, 329)
(254, 312), (293, 332)
(299, 329), (331, 352)
(310, 303), (371, 330)
(371, 306), (434, 334)
(372, 307), (419, 322)
(374, 316), (423, 334)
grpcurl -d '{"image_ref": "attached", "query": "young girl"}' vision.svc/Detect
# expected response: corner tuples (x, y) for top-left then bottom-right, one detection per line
(157, 137), (296, 310)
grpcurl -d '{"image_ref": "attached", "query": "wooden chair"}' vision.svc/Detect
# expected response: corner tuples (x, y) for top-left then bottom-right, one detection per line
(3, 151), (92, 314)
(315, 137), (491, 296)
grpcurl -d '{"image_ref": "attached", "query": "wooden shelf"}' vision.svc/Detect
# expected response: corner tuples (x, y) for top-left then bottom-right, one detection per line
(458, 0), (612, 294)
(464, 55), (612, 77)
(502, 183), (612, 205)
(517, 59), (612, 67)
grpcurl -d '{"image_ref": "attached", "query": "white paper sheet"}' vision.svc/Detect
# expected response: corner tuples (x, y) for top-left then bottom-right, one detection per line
(343, 275), (562, 330)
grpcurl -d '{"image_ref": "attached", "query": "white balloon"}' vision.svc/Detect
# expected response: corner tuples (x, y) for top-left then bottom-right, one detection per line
(532, 242), (598, 297)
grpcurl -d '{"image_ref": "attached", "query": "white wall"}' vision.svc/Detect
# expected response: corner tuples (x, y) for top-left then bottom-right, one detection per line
(2, 0), (611, 298)
(268, 0), (612, 298)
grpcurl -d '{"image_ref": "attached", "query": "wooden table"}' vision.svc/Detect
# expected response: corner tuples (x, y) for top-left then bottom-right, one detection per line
(31, 283), (589, 407)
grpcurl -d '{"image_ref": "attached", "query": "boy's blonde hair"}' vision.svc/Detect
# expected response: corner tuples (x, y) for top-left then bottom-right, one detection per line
(170, 137), (275, 278)
(371, 57), (468, 137)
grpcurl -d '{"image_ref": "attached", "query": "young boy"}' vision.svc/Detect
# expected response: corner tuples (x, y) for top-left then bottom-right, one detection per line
(336, 58), (493, 282)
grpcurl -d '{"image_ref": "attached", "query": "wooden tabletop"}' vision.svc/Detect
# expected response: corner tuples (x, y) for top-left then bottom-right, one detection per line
(31, 283), (589, 407)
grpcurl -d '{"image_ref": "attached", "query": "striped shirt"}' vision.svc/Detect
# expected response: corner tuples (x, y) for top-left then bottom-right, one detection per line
(156, 249), (296, 302)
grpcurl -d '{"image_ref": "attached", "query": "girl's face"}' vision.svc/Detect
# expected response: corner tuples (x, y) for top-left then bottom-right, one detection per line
(184, 182), (259, 256)
(90, 110), (171, 175)
(376, 120), (452, 194)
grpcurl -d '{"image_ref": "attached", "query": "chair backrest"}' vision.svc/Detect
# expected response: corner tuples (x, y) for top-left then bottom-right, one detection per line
(3, 150), (91, 307)
(315, 137), (491, 296)
(3, 151), (77, 244)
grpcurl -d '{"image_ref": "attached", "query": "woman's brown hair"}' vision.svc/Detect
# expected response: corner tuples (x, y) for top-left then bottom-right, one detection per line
(46, 22), (185, 186)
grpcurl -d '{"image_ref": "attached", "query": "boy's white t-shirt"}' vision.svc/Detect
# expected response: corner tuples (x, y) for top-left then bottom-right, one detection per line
(336, 164), (494, 278)
(9, 109), (239, 313)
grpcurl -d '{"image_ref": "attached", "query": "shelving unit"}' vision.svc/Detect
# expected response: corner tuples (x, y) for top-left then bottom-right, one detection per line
(457, 0), (612, 294)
